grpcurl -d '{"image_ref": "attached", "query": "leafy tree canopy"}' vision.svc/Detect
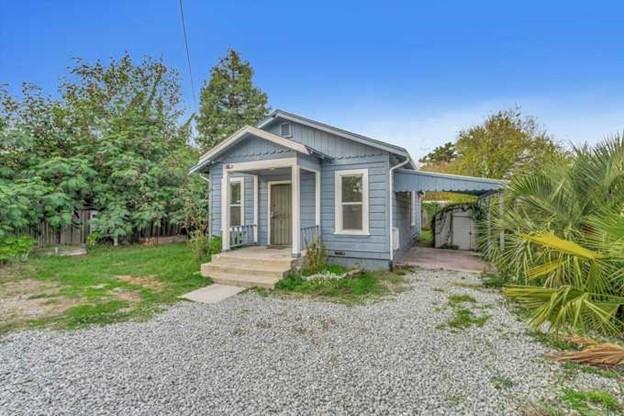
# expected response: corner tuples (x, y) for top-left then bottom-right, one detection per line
(420, 108), (568, 180)
(419, 142), (457, 167)
(196, 49), (270, 150)
(0, 53), (200, 243)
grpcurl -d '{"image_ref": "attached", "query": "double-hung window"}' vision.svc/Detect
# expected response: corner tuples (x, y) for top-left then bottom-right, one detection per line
(335, 169), (369, 234)
(229, 178), (244, 226)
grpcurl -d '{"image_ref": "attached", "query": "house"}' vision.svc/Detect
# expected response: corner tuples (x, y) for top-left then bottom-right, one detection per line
(190, 110), (504, 287)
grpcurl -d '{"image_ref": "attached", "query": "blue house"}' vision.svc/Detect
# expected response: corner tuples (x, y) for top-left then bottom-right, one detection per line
(190, 110), (504, 287)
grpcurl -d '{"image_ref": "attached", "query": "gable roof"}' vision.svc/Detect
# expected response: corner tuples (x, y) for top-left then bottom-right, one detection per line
(258, 109), (416, 168)
(189, 126), (327, 174)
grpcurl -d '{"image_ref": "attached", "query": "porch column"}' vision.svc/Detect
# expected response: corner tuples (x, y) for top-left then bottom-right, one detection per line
(221, 170), (231, 251)
(253, 175), (259, 243)
(291, 165), (301, 257)
(315, 170), (321, 228)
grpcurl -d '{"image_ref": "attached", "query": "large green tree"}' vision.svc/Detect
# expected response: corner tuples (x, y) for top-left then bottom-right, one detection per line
(454, 108), (567, 179)
(196, 49), (270, 150)
(0, 54), (200, 244)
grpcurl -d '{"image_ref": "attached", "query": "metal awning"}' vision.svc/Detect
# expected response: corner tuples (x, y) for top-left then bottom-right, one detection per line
(394, 169), (506, 195)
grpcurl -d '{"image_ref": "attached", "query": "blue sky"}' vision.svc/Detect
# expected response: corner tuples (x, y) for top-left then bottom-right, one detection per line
(2, 0), (624, 159)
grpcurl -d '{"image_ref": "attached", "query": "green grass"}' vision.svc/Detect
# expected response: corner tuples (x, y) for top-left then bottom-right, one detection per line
(418, 229), (433, 247)
(491, 375), (514, 390)
(437, 293), (490, 331)
(0, 243), (208, 333)
(560, 388), (622, 415)
(268, 268), (407, 305)
(561, 362), (622, 380)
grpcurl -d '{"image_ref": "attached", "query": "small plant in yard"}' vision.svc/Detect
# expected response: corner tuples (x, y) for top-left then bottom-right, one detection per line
(491, 375), (514, 390)
(0, 235), (34, 264)
(437, 293), (490, 331)
(302, 237), (327, 275)
(560, 388), (622, 414)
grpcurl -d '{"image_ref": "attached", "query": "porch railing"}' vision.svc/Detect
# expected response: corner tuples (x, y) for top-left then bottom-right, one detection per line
(301, 225), (320, 250)
(230, 224), (257, 248)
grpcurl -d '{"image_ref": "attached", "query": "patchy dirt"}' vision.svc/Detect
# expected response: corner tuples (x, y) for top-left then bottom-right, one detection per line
(116, 275), (165, 291)
(114, 289), (143, 303)
(0, 279), (79, 322)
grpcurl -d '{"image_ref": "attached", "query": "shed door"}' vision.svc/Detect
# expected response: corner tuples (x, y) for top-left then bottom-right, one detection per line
(270, 184), (291, 246)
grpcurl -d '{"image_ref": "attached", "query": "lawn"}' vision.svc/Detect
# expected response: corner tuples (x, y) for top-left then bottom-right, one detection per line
(0, 243), (208, 334)
(264, 265), (409, 305)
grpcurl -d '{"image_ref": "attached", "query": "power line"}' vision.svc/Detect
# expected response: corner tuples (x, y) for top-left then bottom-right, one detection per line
(178, 0), (197, 107)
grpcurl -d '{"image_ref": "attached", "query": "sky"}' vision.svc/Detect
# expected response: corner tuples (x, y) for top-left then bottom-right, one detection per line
(2, 0), (624, 159)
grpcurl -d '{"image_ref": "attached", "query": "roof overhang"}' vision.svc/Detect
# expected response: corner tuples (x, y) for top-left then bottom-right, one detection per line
(394, 169), (506, 196)
(189, 126), (327, 174)
(258, 110), (416, 169)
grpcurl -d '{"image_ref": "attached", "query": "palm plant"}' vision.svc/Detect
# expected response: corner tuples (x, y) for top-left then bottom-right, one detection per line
(482, 135), (624, 336)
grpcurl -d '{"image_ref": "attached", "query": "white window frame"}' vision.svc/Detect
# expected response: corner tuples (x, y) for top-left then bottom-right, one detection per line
(229, 177), (244, 226)
(334, 169), (369, 235)
(279, 122), (292, 138)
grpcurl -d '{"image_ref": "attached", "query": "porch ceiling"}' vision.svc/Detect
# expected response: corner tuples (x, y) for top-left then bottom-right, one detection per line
(394, 169), (506, 196)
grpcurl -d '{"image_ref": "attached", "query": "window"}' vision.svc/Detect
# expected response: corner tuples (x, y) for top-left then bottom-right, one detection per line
(280, 122), (292, 138)
(229, 178), (244, 226)
(335, 169), (369, 234)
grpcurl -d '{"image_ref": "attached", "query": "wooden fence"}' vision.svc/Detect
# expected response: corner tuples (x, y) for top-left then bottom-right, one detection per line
(20, 210), (184, 247)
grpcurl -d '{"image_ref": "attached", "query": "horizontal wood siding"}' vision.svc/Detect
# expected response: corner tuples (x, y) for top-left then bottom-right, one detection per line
(393, 191), (419, 258)
(320, 155), (390, 260)
(266, 120), (386, 160)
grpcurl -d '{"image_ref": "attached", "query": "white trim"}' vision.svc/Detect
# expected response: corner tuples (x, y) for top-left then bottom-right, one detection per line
(253, 175), (258, 243)
(224, 157), (297, 173)
(228, 177), (244, 227)
(315, 171), (321, 227)
(410, 191), (417, 227)
(267, 180), (292, 247)
(221, 171), (231, 251)
(334, 169), (369, 235)
(196, 126), (309, 166)
(291, 165), (301, 257)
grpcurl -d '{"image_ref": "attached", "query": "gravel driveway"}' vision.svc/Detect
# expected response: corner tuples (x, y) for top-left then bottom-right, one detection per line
(0, 270), (616, 415)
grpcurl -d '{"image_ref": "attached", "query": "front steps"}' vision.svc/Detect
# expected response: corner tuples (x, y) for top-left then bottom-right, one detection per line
(200, 246), (296, 289)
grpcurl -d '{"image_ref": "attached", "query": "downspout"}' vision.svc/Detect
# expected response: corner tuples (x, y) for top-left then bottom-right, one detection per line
(388, 157), (410, 266)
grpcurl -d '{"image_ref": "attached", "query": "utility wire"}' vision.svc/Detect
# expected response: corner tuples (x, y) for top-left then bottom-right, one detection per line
(178, 0), (197, 107)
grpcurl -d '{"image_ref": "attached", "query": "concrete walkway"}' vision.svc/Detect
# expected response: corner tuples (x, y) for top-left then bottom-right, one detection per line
(180, 284), (245, 304)
(398, 246), (491, 273)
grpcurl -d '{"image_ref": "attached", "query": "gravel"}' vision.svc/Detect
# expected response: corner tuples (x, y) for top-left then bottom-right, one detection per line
(0, 269), (619, 415)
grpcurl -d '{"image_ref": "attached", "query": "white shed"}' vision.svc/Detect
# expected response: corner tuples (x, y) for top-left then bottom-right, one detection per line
(432, 203), (478, 251)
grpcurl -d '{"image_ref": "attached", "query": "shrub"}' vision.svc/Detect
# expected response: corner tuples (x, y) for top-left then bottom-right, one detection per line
(188, 231), (210, 261)
(209, 235), (222, 254)
(302, 237), (327, 275)
(0, 235), (35, 264)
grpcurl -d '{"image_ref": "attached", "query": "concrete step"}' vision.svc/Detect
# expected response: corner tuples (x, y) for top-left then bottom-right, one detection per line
(211, 254), (295, 269)
(201, 262), (289, 279)
(208, 271), (281, 289)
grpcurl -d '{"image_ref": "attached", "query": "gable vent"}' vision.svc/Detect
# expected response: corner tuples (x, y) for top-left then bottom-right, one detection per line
(279, 122), (292, 138)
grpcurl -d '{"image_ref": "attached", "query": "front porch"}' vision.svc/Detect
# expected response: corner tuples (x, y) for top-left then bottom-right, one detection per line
(220, 156), (321, 257)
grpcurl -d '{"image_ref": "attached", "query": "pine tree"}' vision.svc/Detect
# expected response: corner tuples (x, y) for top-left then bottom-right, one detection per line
(196, 49), (270, 150)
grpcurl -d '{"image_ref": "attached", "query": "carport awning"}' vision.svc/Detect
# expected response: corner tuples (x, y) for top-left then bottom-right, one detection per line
(394, 169), (506, 195)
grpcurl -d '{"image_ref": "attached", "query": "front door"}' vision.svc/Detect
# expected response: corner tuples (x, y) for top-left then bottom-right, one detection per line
(270, 183), (292, 246)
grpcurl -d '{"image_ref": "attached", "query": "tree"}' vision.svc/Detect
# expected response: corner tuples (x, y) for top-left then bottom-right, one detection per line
(454, 108), (567, 179)
(419, 142), (457, 167)
(196, 49), (270, 150)
(0, 54), (200, 245)
(482, 136), (624, 335)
